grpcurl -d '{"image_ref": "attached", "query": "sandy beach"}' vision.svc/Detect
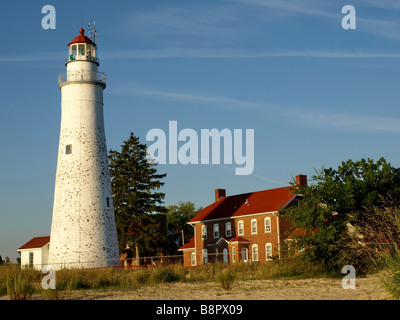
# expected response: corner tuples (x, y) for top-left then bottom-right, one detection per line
(36, 273), (391, 300)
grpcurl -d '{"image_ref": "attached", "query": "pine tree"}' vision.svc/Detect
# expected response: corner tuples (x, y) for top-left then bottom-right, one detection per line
(109, 132), (167, 265)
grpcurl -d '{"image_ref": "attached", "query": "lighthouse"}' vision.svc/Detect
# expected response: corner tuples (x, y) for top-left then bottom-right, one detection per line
(48, 27), (120, 269)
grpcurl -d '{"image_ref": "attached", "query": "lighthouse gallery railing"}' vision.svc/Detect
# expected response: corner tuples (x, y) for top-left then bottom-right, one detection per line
(58, 71), (106, 87)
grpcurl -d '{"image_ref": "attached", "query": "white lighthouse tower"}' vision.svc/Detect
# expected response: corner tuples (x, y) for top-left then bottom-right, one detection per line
(48, 27), (120, 269)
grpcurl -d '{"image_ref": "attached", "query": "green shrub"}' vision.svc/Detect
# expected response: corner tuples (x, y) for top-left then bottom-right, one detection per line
(215, 269), (236, 291)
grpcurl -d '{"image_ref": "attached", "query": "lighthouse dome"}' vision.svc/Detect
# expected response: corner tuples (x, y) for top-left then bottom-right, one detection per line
(68, 28), (95, 46)
(66, 28), (98, 64)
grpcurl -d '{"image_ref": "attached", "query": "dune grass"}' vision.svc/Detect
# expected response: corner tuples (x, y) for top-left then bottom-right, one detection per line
(0, 257), (384, 299)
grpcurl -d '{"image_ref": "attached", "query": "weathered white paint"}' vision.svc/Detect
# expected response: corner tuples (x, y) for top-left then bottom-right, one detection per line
(48, 36), (119, 269)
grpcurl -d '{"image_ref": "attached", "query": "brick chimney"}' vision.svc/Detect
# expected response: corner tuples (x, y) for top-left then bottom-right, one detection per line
(296, 174), (307, 186)
(215, 189), (226, 201)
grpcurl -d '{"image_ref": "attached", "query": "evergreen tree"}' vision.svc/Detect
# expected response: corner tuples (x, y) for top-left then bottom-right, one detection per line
(109, 132), (167, 265)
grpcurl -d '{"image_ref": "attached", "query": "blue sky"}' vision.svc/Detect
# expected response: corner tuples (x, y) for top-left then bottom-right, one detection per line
(1, 0), (400, 261)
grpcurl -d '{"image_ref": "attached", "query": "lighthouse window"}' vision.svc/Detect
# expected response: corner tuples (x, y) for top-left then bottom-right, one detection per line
(70, 45), (77, 60)
(78, 44), (85, 55)
(86, 46), (92, 59)
(66, 144), (72, 155)
(106, 197), (111, 208)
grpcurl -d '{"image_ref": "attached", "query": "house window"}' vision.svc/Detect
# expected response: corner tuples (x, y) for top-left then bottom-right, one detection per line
(223, 248), (228, 263)
(202, 249), (208, 264)
(66, 144), (72, 155)
(232, 247), (236, 263)
(252, 244), (259, 261)
(264, 217), (271, 233)
(266, 243), (273, 261)
(215, 248), (219, 260)
(213, 223), (219, 239)
(225, 222), (232, 237)
(29, 252), (34, 267)
(201, 225), (207, 240)
(251, 219), (257, 234)
(191, 252), (196, 266)
(238, 220), (244, 236)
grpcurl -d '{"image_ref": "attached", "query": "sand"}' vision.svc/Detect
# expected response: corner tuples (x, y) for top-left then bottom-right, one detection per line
(0, 273), (392, 300)
(57, 274), (391, 300)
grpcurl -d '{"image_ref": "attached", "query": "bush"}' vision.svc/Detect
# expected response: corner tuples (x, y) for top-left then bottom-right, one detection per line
(215, 269), (236, 291)
(150, 267), (180, 284)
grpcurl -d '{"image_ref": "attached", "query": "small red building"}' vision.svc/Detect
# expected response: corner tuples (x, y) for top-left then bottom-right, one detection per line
(179, 175), (306, 267)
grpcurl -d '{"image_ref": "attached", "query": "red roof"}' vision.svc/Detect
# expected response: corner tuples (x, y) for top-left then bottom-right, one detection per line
(229, 236), (250, 243)
(18, 236), (50, 250)
(189, 186), (296, 223)
(68, 28), (95, 46)
(178, 237), (195, 250)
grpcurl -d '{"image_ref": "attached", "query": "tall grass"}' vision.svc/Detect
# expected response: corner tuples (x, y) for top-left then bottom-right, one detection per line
(215, 269), (236, 291)
(6, 273), (35, 300)
(342, 196), (400, 299)
(0, 258), (334, 299)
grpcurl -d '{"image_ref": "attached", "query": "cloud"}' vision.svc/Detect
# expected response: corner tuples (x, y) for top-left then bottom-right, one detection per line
(114, 86), (400, 134)
(118, 4), (241, 43)
(0, 51), (63, 62)
(357, 0), (400, 10)
(2, 48), (399, 63)
(283, 107), (400, 134)
(101, 48), (400, 60)
(230, 0), (400, 40)
(113, 87), (265, 111)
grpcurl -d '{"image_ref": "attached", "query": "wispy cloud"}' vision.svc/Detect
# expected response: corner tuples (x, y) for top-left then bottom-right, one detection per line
(114, 86), (400, 134)
(230, 0), (400, 40)
(0, 51), (63, 62)
(101, 48), (400, 60)
(2, 48), (399, 63)
(357, 0), (400, 10)
(118, 5), (241, 44)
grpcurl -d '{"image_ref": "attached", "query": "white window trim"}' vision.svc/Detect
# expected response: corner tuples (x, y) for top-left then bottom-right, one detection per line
(252, 244), (259, 261)
(266, 243), (273, 261)
(202, 249), (208, 264)
(213, 223), (219, 239)
(251, 218), (258, 234)
(232, 247), (236, 263)
(201, 225), (207, 240)
(238, 220), (244, 236)
(264, 217), (271, 233)
(191, 252), (197, 266)
(225, 222), (232, 237)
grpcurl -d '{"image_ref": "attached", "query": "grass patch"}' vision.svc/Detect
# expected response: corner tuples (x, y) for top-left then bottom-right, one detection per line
(215, 269), (236, 291)
(6, 273), (35, 300)
(0, 258), (352, 300)
(150, 266), (182, 284)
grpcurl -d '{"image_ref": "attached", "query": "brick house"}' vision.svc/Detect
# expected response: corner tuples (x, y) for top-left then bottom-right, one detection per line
(179, 175), (306, 267)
